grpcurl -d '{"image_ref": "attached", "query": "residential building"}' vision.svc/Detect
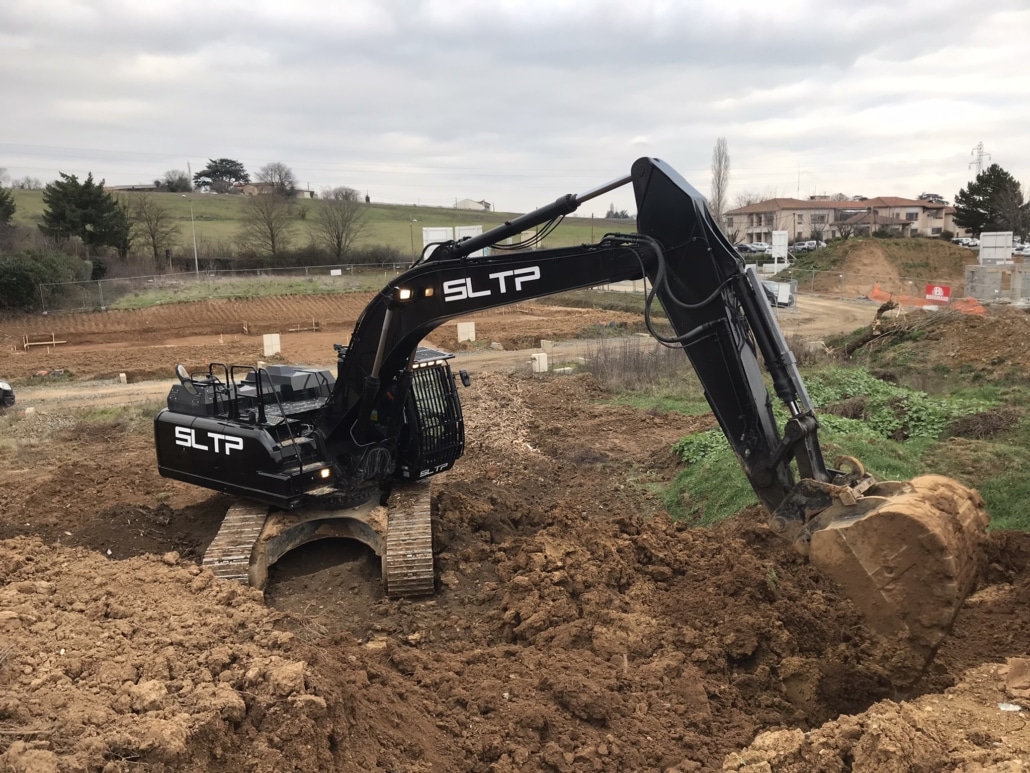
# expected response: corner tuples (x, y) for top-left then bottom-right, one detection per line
(241, 182), (277, 196)
(456, 198), (492, 212)
(725, 195), (960, 243)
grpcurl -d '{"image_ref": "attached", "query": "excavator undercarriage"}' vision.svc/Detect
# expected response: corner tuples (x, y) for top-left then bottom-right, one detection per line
(155, 157), (989, 676)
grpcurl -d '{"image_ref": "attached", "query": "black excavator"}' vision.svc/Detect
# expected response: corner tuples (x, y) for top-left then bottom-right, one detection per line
(155, 157), (988, 671)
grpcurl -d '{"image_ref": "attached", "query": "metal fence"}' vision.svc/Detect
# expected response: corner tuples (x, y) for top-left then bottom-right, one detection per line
(38, 263), (412, 314)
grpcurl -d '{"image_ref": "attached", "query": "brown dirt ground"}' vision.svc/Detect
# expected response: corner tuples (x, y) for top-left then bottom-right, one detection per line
(1, 295), (1029, 772)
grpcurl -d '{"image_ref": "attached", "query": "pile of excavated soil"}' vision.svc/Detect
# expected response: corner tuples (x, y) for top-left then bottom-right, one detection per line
(845, 305), (1030, 381)
(803, 239), (978, 298)
(3, 371), (1029, 771)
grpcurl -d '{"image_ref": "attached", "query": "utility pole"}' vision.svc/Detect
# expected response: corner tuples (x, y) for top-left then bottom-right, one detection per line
(182, 194), (199, 276)
(970, 141), (991, 175)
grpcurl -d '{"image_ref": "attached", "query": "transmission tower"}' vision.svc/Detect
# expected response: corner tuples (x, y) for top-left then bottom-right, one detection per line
(969, 141), (991, 175)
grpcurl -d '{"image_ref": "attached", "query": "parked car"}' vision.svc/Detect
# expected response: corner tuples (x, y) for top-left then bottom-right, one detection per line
(735, 243), (759, 254)
(792, 241), (815, 252)
(749, 242), (772, 253)
(0, 380), (14, 412)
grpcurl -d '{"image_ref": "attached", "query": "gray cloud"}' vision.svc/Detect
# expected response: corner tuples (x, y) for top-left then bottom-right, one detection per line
(1, 0), (1027, 214)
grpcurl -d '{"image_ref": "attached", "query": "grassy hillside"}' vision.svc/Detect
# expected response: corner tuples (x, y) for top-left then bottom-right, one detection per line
(8, 189), (632, 258)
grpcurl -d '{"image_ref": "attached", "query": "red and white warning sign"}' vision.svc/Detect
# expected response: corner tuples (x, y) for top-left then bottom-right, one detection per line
(925, 284), (951, 303)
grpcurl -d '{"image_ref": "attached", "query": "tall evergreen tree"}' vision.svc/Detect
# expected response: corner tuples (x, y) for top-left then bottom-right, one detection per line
(39, 173), (130, 258)
(0, 186), (14, 226)
(954, 163), (1027, 236)
(193, 158), (249, 192)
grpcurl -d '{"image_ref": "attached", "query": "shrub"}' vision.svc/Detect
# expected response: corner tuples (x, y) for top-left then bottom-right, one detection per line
(0, 250), (92, 310)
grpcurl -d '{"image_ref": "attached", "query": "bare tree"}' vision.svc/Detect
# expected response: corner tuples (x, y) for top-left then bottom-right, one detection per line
(257, 162), (298, 196)
(311, 186), (368, 260)
(128, 192), (180, 264)
(732, 188), (780, 210)
(12, 176), (43, 190)
(709, 138), (730, 224)
(836, 222), (856, 240)
(240, 193), (295, 256)
(162, 170), (192, 192)
(0, 167), (9, 187)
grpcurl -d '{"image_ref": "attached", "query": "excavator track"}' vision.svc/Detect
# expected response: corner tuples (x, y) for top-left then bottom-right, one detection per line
(381, 481), (436, 597)
(201, 482), (435, 598)
(201, 501), (270, 583)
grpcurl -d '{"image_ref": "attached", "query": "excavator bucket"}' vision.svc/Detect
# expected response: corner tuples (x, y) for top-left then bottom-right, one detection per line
(806, 475), (989, 679)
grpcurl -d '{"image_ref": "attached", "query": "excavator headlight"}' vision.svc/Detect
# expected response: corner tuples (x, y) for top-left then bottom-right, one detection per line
(319, 468), (331, 479)
(398, 287), (413, 301)
(423, 287), (434, 298)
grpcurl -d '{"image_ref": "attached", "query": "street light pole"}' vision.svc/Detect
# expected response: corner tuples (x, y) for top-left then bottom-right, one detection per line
(183, 194), (199, 276)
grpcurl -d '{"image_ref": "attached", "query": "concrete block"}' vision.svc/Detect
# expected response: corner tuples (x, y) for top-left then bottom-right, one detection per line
(540, 339), (554, 351)
(457, 322), (476, 343)
(531, 353), (548, 373)
(118, 373), (127, 384)
(263, 333), (281, 357)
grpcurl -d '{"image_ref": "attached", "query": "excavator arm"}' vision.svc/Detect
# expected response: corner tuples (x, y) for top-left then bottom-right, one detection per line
(321, 158), (837, 519)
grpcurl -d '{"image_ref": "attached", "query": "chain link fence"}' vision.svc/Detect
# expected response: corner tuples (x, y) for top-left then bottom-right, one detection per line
(38, 263), (412, 314)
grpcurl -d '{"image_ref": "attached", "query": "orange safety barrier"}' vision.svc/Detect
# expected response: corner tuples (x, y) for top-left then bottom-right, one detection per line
(866, 284), (985, 316)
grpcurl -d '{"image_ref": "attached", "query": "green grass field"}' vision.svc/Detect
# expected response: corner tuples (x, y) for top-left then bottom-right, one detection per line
(9, 189), (633, 258)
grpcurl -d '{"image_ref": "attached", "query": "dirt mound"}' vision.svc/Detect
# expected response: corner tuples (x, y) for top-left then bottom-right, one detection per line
(842, 305), (1030, 381)
(3, 359), (1030, 769)
(807, 239), (978, 298)
(0, 538), (419, 772)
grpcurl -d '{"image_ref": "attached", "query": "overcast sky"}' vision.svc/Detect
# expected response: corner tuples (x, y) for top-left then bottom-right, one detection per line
(1, 0), (1027, 217)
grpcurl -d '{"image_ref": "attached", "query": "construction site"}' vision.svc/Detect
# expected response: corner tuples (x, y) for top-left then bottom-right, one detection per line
(1, 236), (1029, 772)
